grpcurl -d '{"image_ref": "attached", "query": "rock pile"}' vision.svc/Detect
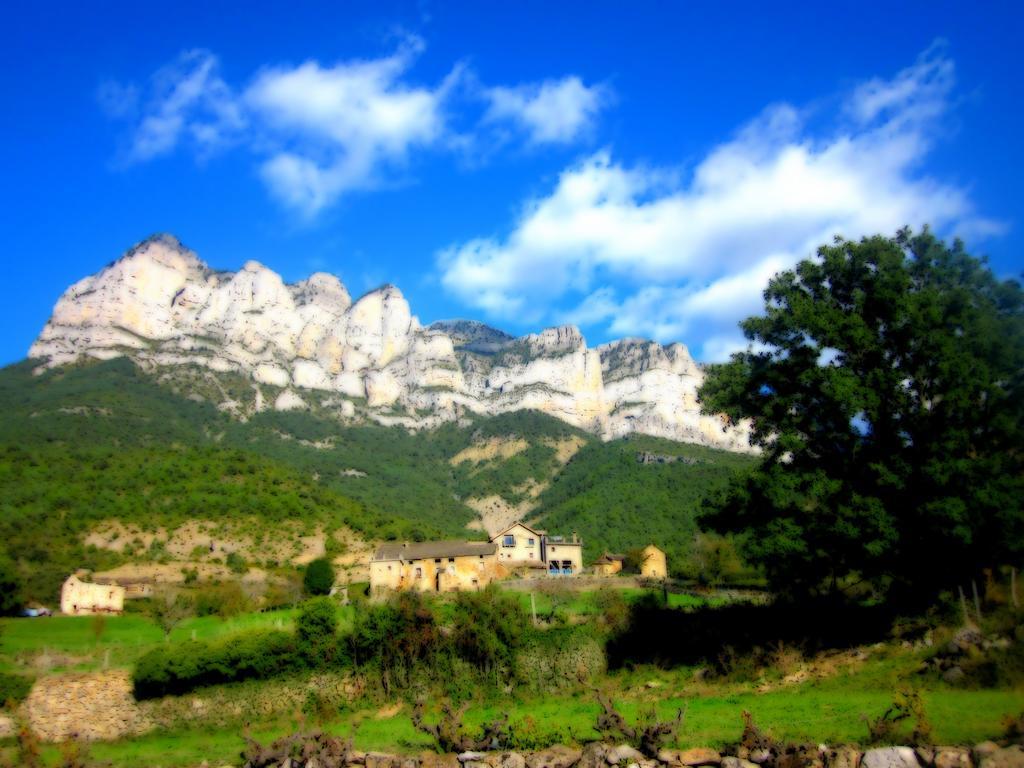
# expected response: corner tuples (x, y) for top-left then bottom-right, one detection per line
(918, 627), (1014, 684)
(237, 738), (1024, 768)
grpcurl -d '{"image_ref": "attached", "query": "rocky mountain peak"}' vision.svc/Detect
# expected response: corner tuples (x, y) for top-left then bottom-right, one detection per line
(524, 325), (585, 354)
(29, 236), (754, 453)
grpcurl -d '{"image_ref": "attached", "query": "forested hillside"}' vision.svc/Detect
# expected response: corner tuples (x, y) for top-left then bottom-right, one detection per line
(0, 358), (755, 600)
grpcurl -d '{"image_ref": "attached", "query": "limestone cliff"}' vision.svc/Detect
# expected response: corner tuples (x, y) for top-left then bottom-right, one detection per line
(29, 234), (754, 452)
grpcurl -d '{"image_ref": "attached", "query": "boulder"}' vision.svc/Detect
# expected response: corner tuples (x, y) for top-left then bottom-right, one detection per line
(934, 749), (971, 768)
(975, 745), (1001, 764)
(776, 745), (822, 768)
(366, 753), (401, 768)
(941, 667), (966, 685)
(503, 754), (527, 768)
(578, 743), (608, 768)
(862, 748), (920, 768)
(979, 746), (1024, 768)
(826, 746), (861, 768)
(663, 749), (721, 767)
(419, 754), (459, 768)
(607, 746), (646, 764)
(526, 746), (583, 768)
(722, 758), (760, 768)
(460, 755), (490, 764)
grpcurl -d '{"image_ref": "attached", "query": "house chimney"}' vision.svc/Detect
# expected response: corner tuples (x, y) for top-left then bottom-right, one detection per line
(572, 531), (579, 544)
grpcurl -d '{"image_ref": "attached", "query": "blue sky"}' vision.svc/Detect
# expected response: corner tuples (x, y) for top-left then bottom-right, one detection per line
(2, 1), (1023, 365)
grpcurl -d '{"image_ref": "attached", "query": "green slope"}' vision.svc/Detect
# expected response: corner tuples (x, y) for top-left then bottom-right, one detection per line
(0, 358), (756, 599)
(531, 435), (757, 568)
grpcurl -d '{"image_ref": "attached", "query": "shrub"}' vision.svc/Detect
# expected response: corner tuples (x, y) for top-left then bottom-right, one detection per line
(194, 582), (249, 618)
(226, 551), (247, 574)
(449, 586), (528, 680)
(133, 629), (300, 698)
(0, 556), (23, 615)
(297, 597), (339, 665)
(0, 672), (33, 707)
(303, 558), (335, 597)
(351, 591), (439, 693)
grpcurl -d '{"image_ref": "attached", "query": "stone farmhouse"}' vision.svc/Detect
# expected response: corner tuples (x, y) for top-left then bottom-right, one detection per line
(369, 540), (500, 593)
(368, 521), (584, 593)
(60, 573), (125, 615)
(493, 521), (583, 575)
(60, 572), (156, 615)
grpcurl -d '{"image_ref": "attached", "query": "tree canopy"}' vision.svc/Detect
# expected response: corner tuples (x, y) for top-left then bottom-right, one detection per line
(698, 229), (1024, 603)
(303, 557), (336, 597)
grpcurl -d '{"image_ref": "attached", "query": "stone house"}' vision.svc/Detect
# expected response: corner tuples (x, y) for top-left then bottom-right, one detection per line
(368, 522), (585, 592)
(592, 552), (625, 576)
(60, 573), (125, 615)
(369, 541), (501, 593)
(639, 544), (668, 578)
(491, 522), (583, 576)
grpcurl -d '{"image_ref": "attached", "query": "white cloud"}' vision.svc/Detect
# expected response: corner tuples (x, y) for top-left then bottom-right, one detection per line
(438, 44), (999, 361)
(103, 40), (605, 216)
(484, 76), (610, 144)
(245, 37), (455, 214)
(114, 50), (245, 162)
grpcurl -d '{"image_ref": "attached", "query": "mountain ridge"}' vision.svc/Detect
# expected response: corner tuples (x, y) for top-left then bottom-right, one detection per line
(29, 233), (754, 452)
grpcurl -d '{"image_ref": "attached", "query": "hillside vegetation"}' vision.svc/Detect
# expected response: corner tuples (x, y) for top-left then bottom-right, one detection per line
(0, 358), (755, 601)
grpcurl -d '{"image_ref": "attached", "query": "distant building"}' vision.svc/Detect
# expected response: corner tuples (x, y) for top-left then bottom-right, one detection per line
(368, 521), (584, 593)
(592, 552), (625, 576)
(639, 544), (668, 579)
(60, 573), (125, 615)
(369, 540), (501, 593)
(491, 522), (583, 576)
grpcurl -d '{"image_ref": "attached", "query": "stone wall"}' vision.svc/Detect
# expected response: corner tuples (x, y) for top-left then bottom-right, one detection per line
(21, 669), (151, 742)
(239, 738), (1024, 768)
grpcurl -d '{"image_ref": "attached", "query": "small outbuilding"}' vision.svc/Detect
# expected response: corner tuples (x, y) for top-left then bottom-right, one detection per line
(639, 544), (668, 579)
(592, 552), (625, 576)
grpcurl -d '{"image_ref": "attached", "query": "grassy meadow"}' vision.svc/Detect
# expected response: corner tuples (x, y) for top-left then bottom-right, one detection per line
(0, 583), (1020, 767)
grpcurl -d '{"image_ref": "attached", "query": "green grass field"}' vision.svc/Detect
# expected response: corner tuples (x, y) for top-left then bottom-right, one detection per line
(0, 604), (356, 674)
(30, 682), (1022, 767)
(1, 589), (1020, 767)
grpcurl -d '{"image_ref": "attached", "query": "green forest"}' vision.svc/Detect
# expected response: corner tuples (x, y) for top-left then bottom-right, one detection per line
(0, 358), (754, 602)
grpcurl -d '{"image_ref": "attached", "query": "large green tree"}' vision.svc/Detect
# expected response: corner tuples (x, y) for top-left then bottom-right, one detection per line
(699, 229), (1024, 603)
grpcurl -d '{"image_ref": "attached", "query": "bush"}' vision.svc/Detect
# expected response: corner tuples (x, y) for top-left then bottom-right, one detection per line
(0, 556), (23, 615)
(449, 586), (528, 680)
(351, 591), (440, 693)
(0, 672), (33, 707)
(226, 551), (247, 574)
(193, 582), (249, 618)
(133, 629), (300, 698)
(303, 558), (335, 597)
(297, 597), (339, 665)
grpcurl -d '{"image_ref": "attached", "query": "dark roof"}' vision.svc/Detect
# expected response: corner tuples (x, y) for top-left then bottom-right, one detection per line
(593, 552), (625, 565)
(372, 540), (497, 562)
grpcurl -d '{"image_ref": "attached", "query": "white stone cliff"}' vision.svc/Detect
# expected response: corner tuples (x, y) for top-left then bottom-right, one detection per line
(29, 235), (754, 452)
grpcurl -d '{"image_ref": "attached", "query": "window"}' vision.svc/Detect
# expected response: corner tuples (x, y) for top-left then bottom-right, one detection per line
(434, 558), (441, 564)
(415, 567), (422, 578)
(528, 538), (535, 546)
(502, 535), (515, 547)
(448, 557), (455, 563)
